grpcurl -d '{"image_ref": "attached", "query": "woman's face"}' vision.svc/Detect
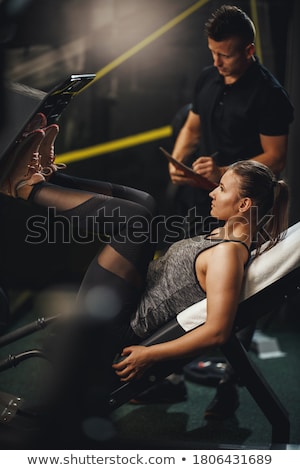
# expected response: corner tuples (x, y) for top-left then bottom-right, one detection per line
(209, 170), (244, 221)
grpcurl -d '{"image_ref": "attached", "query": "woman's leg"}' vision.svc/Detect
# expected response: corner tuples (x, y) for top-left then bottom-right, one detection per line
(29, 178), (155, 370)
(39, 122), (156, 215)
(50, 171), (157, 217)
(31, 184), (156, 423)
(29, 181), (155, 283)
(2, 128), (155, 332)
(1, 127), (157, 435)
(1, 130), (156, 406)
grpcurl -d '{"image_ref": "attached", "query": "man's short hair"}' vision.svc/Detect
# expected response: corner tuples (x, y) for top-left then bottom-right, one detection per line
(204, 5), (256, 46)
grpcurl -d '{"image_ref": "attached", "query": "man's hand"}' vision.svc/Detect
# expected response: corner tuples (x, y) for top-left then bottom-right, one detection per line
(192, 156), (225, 183)
(168, 162), (200, 186)
(169, 156), (226, 186)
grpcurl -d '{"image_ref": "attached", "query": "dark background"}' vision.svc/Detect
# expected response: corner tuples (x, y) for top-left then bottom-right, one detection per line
(0, 0), (299, 287)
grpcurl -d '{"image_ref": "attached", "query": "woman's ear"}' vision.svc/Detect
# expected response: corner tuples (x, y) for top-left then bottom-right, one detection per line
(239, 197), (252, 212)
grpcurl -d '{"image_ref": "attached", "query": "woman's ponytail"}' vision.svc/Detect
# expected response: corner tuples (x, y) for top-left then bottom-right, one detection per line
(259, 179), (289, 253)
(230, 160), (290, 256)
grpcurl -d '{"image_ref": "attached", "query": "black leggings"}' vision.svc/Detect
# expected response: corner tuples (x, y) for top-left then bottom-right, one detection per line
(30, 172), (156, 288)
(29, 173), (157, 415)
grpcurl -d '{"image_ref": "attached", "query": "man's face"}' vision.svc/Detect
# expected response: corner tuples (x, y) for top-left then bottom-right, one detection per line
(208, 36), (254, 83)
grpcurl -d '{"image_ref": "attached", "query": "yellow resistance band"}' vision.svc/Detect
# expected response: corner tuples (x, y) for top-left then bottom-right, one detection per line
(56, 125), (173, 164)
(78, 0), (211, 94)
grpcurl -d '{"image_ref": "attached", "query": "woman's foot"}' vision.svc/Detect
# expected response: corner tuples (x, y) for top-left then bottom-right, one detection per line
(39, 124), (66, 179)
(0, 129), (46, 198)
(23, 113), (47, 135)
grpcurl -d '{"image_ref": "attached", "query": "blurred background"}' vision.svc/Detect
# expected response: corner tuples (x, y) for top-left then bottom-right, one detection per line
(0, 0), (299, 285)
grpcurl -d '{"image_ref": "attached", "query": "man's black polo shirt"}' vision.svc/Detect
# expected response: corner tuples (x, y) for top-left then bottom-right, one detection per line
(192, 58), (294, 166)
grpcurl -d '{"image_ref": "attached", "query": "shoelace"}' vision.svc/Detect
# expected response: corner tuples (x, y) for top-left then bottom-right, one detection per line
(27, 152), (43, 175)
(42, 161), (67, 176)
(41, 166), (54, 177)
(40, 143), (67, 175)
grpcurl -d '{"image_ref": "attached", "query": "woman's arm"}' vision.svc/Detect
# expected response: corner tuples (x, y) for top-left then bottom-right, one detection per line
(113, 242), (246, 382)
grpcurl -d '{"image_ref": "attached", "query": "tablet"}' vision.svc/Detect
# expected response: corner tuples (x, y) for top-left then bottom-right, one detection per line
(159, 146), (217, 191)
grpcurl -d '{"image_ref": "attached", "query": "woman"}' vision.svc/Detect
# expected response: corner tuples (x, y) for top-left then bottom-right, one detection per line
(111, 159), (289, 383)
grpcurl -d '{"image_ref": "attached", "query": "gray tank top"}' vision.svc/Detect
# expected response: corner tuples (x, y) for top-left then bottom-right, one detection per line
(130, 235), (249, 338)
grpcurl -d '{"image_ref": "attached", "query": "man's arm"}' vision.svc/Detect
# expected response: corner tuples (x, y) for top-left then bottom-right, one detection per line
(172, 110), (201, 162)
(192, 133), (289, 183)
(169, 110), (202, 185)
(170, 113), (289, 185)
(250, 134), (288, 175)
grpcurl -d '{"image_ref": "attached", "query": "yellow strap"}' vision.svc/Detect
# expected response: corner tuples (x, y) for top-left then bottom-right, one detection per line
(56, 126), (173, 164)
(77, 0), (211, 94)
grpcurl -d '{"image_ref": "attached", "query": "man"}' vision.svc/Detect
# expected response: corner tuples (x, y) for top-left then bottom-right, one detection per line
(170, 4), (293, 237)
(132, 5), (294, 418)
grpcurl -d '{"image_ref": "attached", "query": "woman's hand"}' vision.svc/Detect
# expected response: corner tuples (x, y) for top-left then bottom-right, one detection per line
(112, 345), (154, 382)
